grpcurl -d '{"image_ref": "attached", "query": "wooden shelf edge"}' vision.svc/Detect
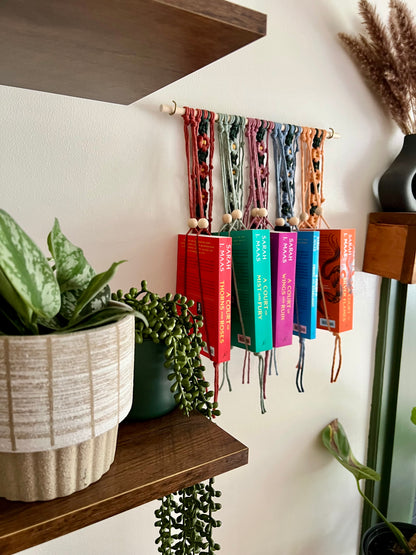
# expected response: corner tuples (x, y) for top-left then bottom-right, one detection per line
(0, 410), (248, 554)
(0, 0), (267, 104)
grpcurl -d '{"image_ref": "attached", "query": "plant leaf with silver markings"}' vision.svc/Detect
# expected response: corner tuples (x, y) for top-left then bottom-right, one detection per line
(68, 261), (125, 325)
(47, 218), (95, 293)
(0, 209), (60, 323)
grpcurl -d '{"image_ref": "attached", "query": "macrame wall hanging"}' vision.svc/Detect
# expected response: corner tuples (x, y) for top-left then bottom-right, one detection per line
(298, 127), (355, 384)
(182, 107), (215, 231)
(161, 101), (346, 407)
(176, 107), (232, 405)
(218, 115), (273, 413)
(271, 123), (302, 231)
(270, 123), (300, 355)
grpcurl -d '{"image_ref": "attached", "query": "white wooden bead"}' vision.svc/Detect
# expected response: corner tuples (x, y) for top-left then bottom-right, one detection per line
(315, 206), (323, 216)
(188, 218), (198, 229)
(222, 213), (232, 224)
(231, 209), (243, 220)
(198, 218), (209, 229)
(275, 217), (285, 227)
(251, 207), (259, 217)
(258, 208), (268, 217)
(288, 216), (299, 226)
(299, 211), (309, 221)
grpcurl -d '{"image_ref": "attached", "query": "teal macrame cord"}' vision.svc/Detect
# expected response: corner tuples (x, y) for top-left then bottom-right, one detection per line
(217, 113), (245, 215)
(271, 123), (301, 227)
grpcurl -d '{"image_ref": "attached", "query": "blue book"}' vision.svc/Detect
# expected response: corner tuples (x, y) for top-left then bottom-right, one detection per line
(293, 230), (320, 340)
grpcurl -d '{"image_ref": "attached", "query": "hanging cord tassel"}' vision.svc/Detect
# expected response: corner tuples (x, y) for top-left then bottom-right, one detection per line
(269, 348), (278, 376)
(296, 336), (306, 393)
(213, 362), (220, 405)
(331, 333), (342, 383)
(318, 268), (343, 383)
(254, 352), (266, 414)
(219, 361), (232, 392)
(264, 350), (270, 399)
(293, 288), (306, 393)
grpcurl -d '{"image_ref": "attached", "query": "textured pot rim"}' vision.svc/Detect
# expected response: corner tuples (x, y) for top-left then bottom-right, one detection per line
(0, 313), (135, 453)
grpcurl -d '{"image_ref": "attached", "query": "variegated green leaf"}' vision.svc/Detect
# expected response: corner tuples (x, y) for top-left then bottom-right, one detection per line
(59, 289), (80, 320)
(68, 261), (126, 325)
(0, 210), (60, 322)
(59, 285), (111, 320)
(47, 219), (95, 293)
(321, 419), (380, 482)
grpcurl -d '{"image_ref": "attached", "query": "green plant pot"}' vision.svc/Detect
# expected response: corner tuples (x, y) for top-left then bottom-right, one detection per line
(126, 340), (177, 421)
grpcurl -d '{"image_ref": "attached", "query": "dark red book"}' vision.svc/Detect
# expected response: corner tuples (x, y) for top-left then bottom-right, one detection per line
(176, 234), (232, 364)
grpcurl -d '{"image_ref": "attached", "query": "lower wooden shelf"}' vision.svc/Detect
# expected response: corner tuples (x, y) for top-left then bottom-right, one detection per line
(0, 410), (248, 555)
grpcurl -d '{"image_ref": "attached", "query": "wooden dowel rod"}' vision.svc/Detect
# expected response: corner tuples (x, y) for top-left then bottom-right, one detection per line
(159, 102), (341, 139)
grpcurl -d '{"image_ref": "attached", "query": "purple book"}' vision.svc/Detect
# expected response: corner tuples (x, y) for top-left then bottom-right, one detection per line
(270, 231), (297, 347)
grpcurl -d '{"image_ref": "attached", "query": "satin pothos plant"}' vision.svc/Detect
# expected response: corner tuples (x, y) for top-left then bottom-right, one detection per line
(0, 209), (136, 336)
(322, 419), (416, 554)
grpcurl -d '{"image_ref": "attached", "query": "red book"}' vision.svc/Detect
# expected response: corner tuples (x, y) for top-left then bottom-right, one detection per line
(176, 234), (232, 364)
(317, 229), (355, 333)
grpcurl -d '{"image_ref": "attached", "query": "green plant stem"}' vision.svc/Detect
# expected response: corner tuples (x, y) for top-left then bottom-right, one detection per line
(356, 478), (413, 554)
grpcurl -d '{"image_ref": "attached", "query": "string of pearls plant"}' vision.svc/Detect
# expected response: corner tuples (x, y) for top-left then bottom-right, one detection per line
(112, 280), (220, 418)
(113, 281), (222, 554)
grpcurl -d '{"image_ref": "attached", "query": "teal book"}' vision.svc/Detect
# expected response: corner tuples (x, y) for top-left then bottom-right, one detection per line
(293, 230), (320, 340)
(223, 229), (273, 353)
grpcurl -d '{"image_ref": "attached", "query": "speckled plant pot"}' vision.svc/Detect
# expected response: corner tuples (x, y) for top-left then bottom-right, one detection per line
(0, 313), (135, 502)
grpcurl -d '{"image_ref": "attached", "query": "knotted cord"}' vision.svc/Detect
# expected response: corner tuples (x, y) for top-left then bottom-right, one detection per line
(271, 123), (302, 229)
(183, 107), (215, 232)
(298, 127), (343, 383)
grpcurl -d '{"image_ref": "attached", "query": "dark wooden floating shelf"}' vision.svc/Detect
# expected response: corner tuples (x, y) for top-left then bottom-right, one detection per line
(0, 0), (267, 104)
(0, 410), (248, 555)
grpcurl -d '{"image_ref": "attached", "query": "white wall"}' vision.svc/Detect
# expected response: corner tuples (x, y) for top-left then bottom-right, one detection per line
(2, 1), (405, 554)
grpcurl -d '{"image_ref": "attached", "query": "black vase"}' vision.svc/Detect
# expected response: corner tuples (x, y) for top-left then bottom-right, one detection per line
(378, 134), (416, 212)
(362, 522), (416, 555)
(125, 340), (177, 421)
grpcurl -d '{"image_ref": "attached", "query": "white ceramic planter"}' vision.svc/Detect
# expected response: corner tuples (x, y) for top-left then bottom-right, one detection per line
(0, 313), (135, 501)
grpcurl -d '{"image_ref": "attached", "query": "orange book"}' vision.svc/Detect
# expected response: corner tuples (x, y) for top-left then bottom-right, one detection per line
(316, 229), (355, 333)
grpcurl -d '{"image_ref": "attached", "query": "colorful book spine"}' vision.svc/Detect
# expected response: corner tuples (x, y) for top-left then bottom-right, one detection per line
(176, 233), (232, 363)
(270, 231), (297, 347)
(293, 230), (320, 340)
(224, 229), (273, 353)
(317, 228), (355, 333)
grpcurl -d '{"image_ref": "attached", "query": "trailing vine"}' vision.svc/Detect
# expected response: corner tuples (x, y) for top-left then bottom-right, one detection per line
(155, 479), (222, 555)
(113, 281), (222, 553)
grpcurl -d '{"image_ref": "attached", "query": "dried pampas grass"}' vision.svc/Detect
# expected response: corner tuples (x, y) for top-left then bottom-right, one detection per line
(339, 0), (416, 134)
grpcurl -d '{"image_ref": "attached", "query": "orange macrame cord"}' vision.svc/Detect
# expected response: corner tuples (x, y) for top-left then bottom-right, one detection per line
(299, 127), (343, 382)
